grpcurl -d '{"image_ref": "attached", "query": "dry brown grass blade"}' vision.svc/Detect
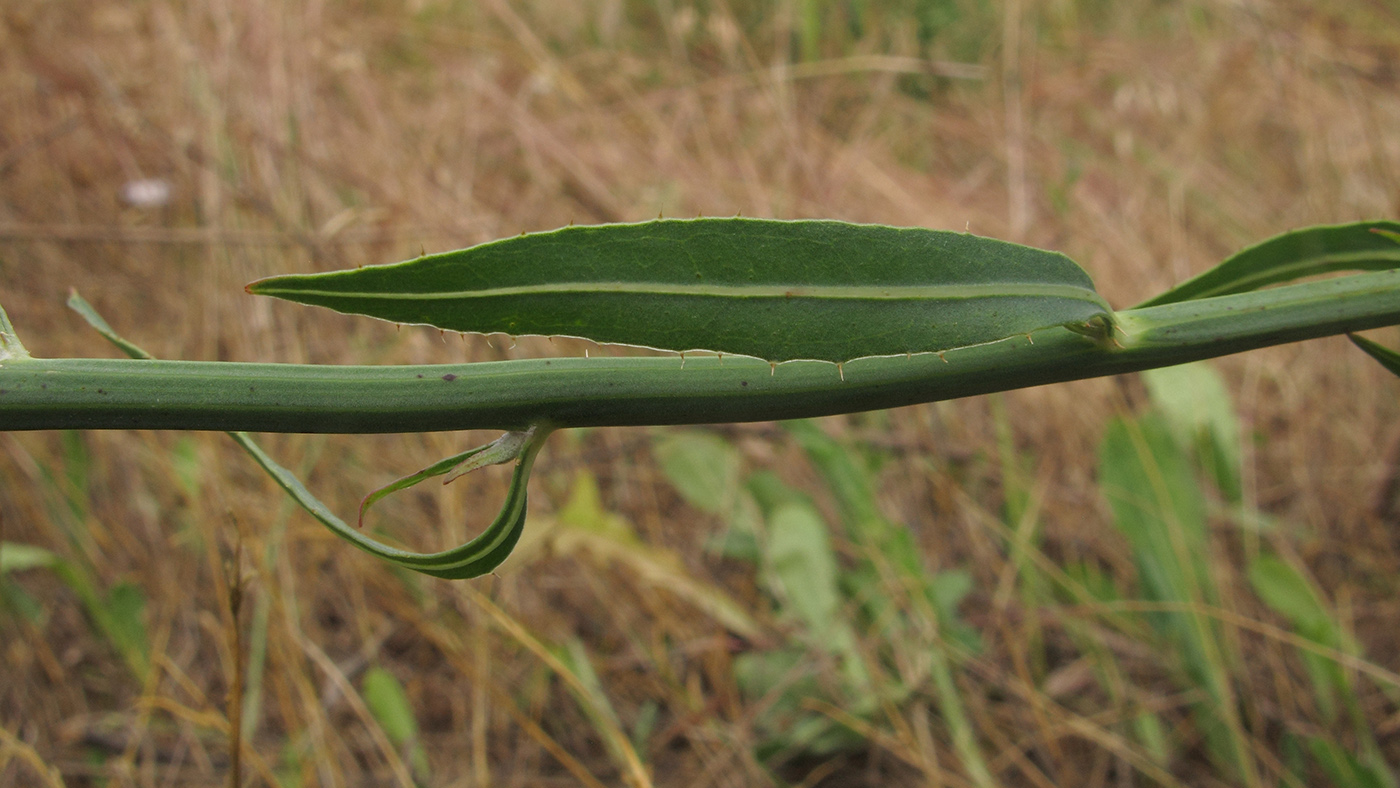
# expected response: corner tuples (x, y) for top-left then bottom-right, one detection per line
(0, 725), (67, 788)
(462, 585), (655, 788)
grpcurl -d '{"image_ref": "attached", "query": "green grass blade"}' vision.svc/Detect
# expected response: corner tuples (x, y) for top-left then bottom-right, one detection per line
(248, 218), (1114, 364)
(1137, 221), (1400, 307)
(1349, 334), (1400, 377)
(1248, 555), (1352, 720)
(1099, 415), (1257, 783)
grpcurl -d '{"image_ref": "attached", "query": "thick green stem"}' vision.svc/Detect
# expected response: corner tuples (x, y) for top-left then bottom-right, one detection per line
(1, 270), (1397, 433)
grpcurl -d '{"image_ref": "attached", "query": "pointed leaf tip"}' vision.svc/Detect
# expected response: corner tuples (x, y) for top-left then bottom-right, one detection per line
(1349, 333), (1400, 378)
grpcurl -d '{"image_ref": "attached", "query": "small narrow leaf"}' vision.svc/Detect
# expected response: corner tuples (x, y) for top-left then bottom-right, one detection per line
(0, 300), (29, 361)
(362, 666), (431, 779)
(68, 291), (154, 360)
(248, 218), (1113, 364)
(359, 427), (538, 527)
(1138, 220), (1400, 307)
(362, 666), (420, 745)
(1349, 334), (1400, 378)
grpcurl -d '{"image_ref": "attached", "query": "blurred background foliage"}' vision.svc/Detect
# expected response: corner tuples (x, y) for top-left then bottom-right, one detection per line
(3, 0), (1400, 785)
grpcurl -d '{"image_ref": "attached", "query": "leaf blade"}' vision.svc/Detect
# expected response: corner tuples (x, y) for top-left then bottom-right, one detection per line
(248, 218), (1113, 364)
(1136, 221), (1400, 307)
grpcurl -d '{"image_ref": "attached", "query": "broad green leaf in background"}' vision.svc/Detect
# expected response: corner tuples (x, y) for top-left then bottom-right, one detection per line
(766, 502), (844, 641)
(248, 218), (1114, 364)
(1138, 221), (1400, 307)
(1099, 416), (1212, 628)
(1141, 362), (1242, 500)
(783, 420), (883, 530)
(652, 430), (741, 515)
(653, 430), (767, 560)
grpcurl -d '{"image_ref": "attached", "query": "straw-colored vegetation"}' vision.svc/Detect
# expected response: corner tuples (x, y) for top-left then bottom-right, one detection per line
(3, 1), (1400, 785)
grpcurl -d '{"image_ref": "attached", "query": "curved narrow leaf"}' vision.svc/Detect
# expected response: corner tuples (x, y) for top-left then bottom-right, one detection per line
(1349, 334), (1400, 378)
(67, 291), (550, 580)
(1137, 221), (1400, 308)
(233, 428), (548, 579)
(248, 218), (1113, 364)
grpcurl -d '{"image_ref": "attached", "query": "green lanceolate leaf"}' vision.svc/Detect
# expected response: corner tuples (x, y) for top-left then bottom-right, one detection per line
(1137, 220), (1400, 308)
(248, 218), (1114, 365)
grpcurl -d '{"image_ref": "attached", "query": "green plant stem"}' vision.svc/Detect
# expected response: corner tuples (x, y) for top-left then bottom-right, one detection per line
(1, 270), (1397, 433)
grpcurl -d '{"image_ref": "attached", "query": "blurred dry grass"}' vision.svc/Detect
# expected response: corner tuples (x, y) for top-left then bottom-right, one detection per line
(3, 0), (1400, 785)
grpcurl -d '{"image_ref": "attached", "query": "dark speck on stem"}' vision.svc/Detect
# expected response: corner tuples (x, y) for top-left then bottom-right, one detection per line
(442, 373), (457, 382)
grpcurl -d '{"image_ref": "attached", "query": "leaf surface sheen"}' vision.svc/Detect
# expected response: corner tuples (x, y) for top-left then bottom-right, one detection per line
(249, 218), (1112, 364)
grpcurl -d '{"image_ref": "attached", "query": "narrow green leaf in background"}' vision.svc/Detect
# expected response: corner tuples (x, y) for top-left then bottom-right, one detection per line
(362, 666), (419, 744)
(362, 665), (431, 780)
(1098, 414), (1254, 782)
(1248, 554), (1352, 721)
